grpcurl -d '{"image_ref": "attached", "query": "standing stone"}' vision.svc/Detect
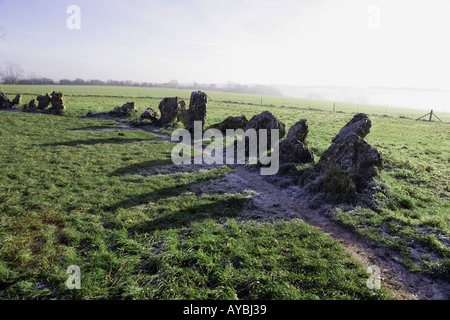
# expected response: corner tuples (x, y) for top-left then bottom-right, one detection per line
(140, 106), (159, 121)
(158, 97), (183, 124)
(110, 102), (138, 117)
(276, 119), (314, 164)
(178, 100), (188, 126)
(36, 93), (51, 110)
(207, 115), (248, 133)
(241, 111), (286, 157)
(49, 91), (66, 114)
(277, 137), (314, 164)
(286, 119), (309, 142)
(25, 99), (37, 111)
(180, 91), (208, 132)
(316, 113), (382, 190)
(244, 111), (286, 138)
(11, 94), (22, 106)
(187, 91), (208, 132)
(0, 92), (11, 108)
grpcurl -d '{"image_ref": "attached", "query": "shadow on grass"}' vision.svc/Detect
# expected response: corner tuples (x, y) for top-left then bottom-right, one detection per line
(104, 172), (219, 212)
(132, 196), (245, 233)
(40, 137), (157, 147)
(67, 125), (123, 131)
(109, 158), (173, 176)
(104, 166), (244, 232)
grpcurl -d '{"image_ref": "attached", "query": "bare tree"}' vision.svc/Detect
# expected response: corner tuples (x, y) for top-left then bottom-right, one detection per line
(0, 62), (24, 85)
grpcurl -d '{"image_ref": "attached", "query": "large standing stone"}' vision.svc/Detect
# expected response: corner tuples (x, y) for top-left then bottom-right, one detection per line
(242, 111), (286, 157)
(207, 115), (248, 133)
(182, 91), (208, 132)
(36, 93), (51, 110)
(11, 94), (22, 106)
(158, 97), (183, 124)
(276, 119), (314, 164)
(49, 91), (66, 114)
(331, 112), (372, 142)
(286, 119), (309, 142)
(316, 113), (382, 190)
(0, 92), (11, 108)
(244, 111), (286, 138)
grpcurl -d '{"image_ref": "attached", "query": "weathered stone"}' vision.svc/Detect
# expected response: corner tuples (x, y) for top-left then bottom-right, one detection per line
(110, 102), (138, 117)
(244, 111), (286, 139)
(277, 137), (314, 164)
(11, 94), (22, 106)
(140, 106), (159, 121)
(332, 112), (371, 142)
(49, 91), (66, 114)
(36, 93), (51, 110)
(0, 92), (11, 108)
(178, 100), (188, 126)
(286, 119), (309, 142)
(158, 97), (182, 124)
(276, 119), (314, 164)
(316, 113), (382, 190)
(242, 111), (286, 157)
(25, 99), (37, 111)
(207, 115), (248, 133)
(182, 91), (208, 132)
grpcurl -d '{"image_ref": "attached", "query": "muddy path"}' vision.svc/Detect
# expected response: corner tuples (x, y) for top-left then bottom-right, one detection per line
(228, 165), (448, 300)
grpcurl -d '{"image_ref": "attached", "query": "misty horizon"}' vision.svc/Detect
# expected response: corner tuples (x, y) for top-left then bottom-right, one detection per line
(1, 0), (449, 112)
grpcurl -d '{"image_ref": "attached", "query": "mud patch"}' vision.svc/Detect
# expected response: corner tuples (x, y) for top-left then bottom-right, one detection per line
(139, 163), (225, 177)
(187, 171), (298, 222)
(71, 127), (140, 132)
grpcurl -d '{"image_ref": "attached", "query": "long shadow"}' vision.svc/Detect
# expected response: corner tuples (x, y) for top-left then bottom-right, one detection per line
(130, 194), (246, 234)
(104, 171), (226, 213)
(40, 137), (157, 147)
(104, 184), (188, 212)
(109, 158), (173, 176)
(67, 125), (123, 131)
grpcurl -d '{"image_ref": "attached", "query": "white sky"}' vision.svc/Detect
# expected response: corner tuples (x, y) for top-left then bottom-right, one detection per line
(0, 0), (450, 91)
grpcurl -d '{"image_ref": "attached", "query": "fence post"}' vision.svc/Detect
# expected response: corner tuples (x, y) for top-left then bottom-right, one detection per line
(416, 109), (442, 122)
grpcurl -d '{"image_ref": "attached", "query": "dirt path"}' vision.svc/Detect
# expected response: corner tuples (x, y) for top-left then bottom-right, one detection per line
(229, 165), (450, 300)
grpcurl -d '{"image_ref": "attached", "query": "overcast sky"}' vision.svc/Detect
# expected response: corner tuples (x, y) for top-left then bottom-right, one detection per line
(1, 0), (449, 91)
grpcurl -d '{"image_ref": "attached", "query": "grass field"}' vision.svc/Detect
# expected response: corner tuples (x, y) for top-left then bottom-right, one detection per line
(0, 85), (448, 299)
(3, 84), (450, 121)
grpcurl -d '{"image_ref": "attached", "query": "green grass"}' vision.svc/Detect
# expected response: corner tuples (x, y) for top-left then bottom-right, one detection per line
(0, 84), (448, 297)
(3, 84), (450, 121)
(0, 112), (392, 299)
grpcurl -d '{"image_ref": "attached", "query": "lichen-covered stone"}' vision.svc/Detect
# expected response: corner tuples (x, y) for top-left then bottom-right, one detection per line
(316, 113), (382, 190)
(207, 115), (248, 133)
(36, 93), (51, 110)
(140, 106), (159, 121)
(110, 102), (138, 117)
(182, 91), (208, 132)
(158, 97), (183, 124)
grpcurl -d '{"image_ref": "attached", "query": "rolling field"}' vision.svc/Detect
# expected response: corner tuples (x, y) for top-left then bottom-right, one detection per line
(0, 85), (448, 299)
(3, 84), (450, 121)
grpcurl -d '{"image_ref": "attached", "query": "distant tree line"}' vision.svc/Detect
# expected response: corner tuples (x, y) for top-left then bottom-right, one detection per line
(1, 62), (282, 96)
(14, 78), (282, 96)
